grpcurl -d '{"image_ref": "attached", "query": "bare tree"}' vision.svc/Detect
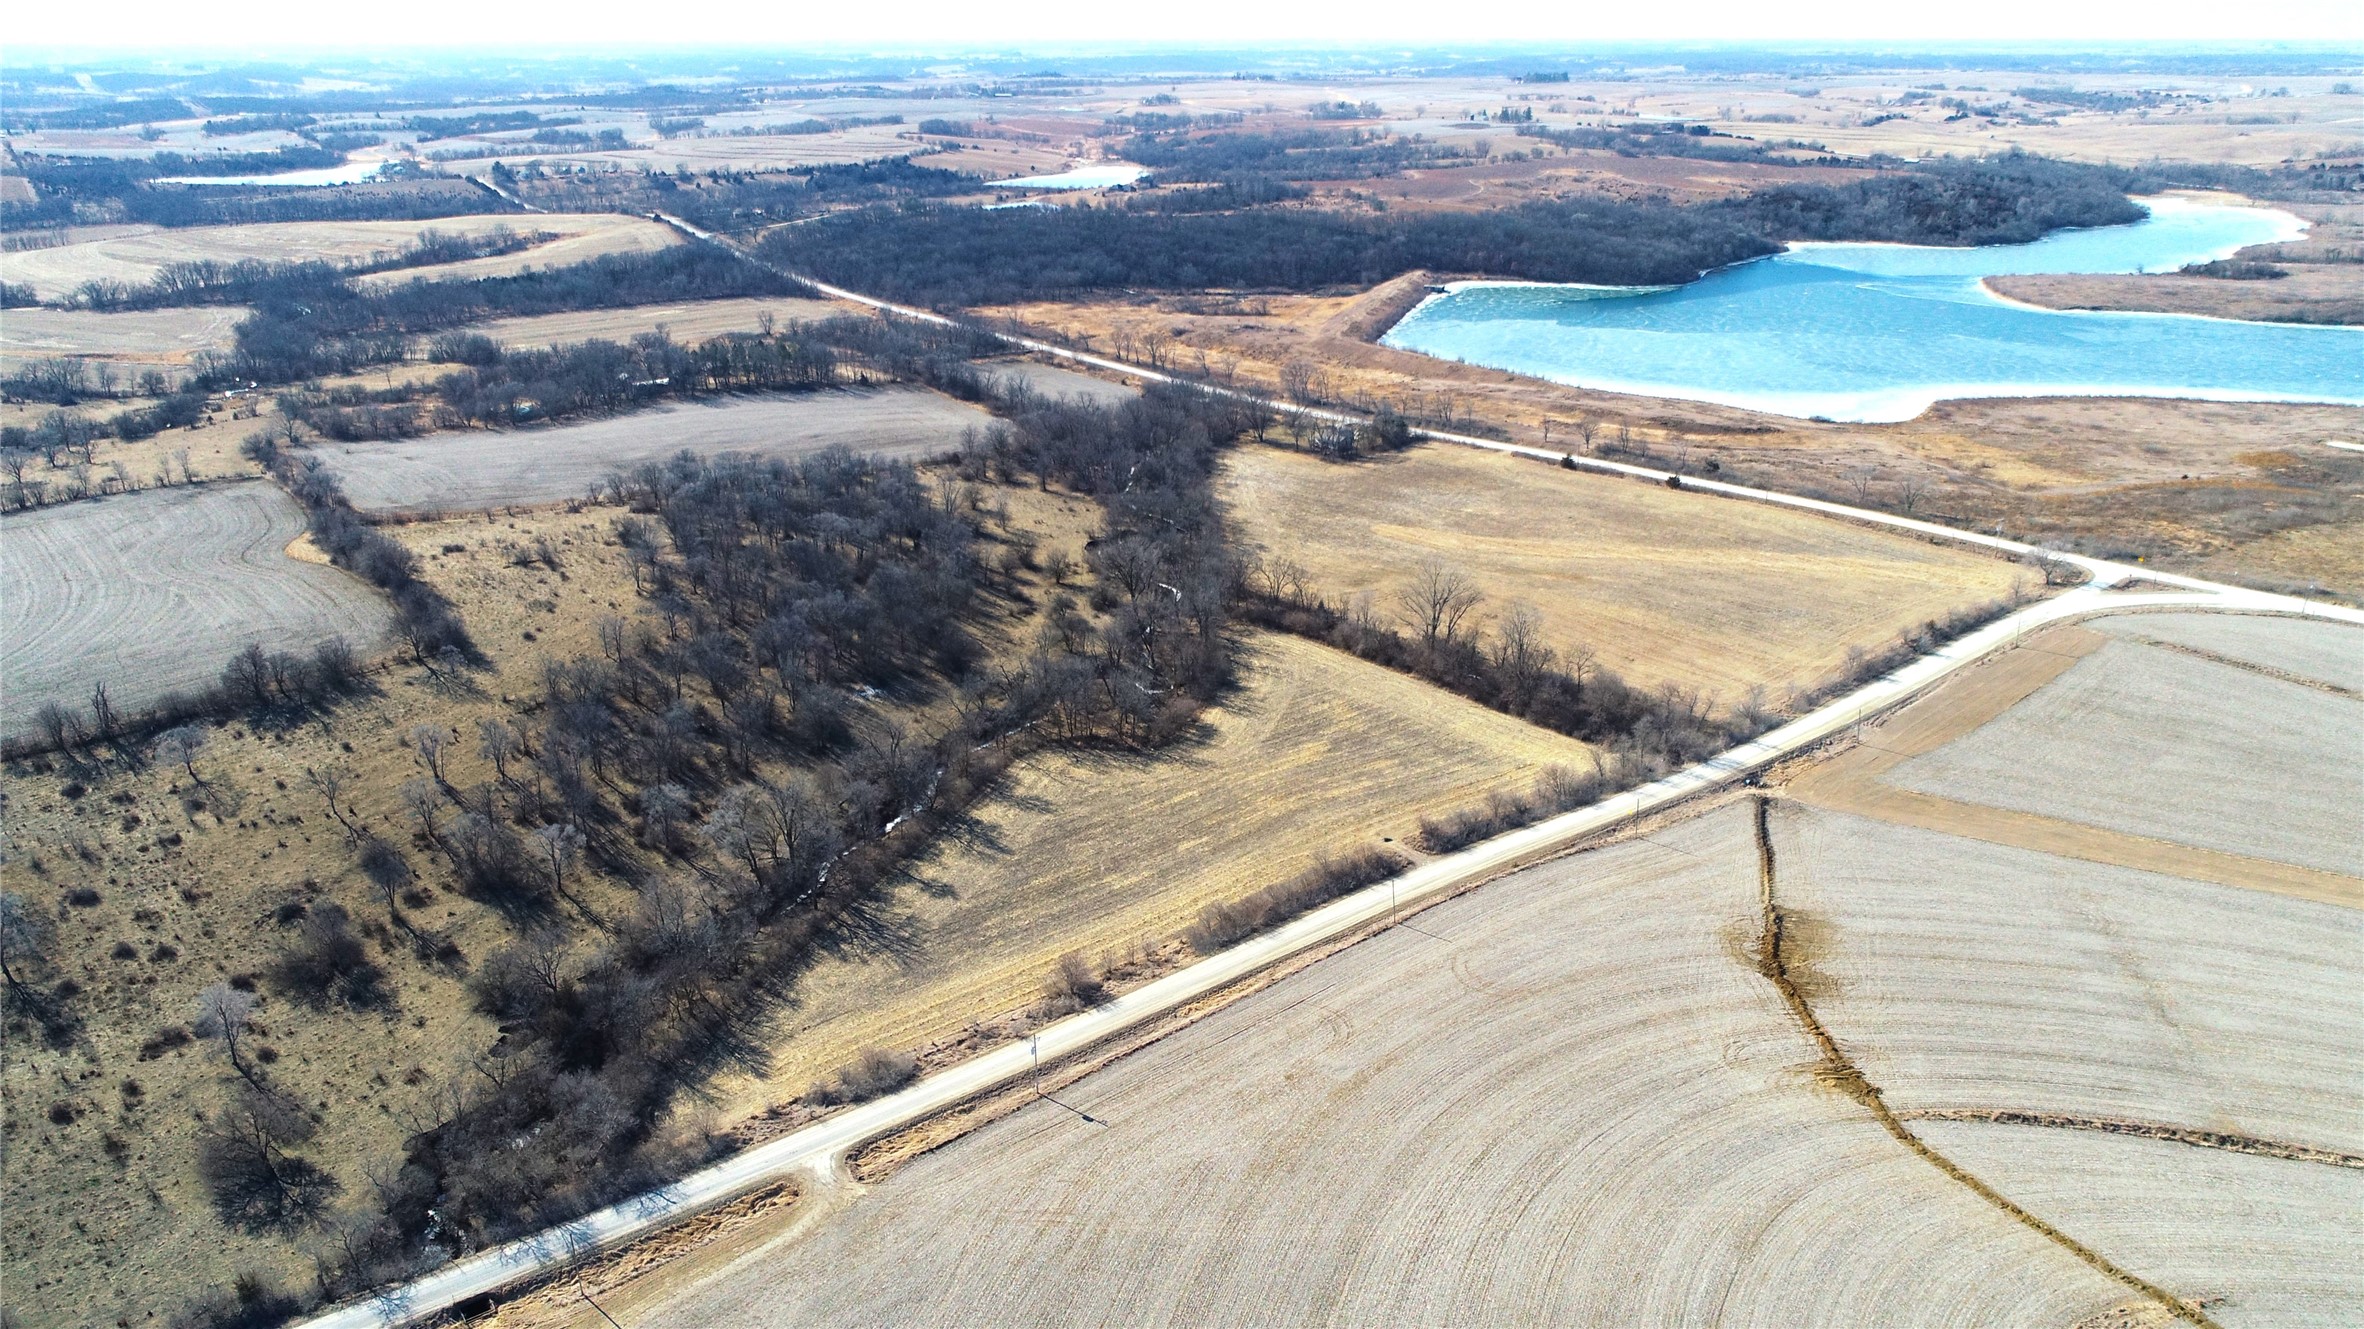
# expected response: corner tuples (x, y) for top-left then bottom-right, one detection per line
(477, 719), (523, 786)
(398, 778), (444, 847)
(1894, 472), (1929, 516)
(1488, 604), (1558, 705)
(1280, 358), (1317, 406)
(1395, 558), (1485, 647)
(304, 765), (361, 841)
(532, 823), (587, 901)
(409, 724), (452, 787)
(87, 681), (118, 742)
(154, 725), (208, 782)
(1574, 418), (1600, 453)
(1844, 465), (1881, 507)
(193, 981), (263, 1088)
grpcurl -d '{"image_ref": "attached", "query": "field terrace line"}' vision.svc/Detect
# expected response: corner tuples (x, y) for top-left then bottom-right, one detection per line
(295, 222), (2364, 1329)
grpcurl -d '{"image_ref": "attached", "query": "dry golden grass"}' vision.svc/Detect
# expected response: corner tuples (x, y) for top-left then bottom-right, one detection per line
(704, 629), (1591, 1113)
(1221, 442), (2028, 705)
(0, 472), (1107, 1326)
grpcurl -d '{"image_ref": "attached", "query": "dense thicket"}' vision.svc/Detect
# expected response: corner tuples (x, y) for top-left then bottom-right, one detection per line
(507, 158), (981, 231)
(759, 196), (1776, 306)
(1715, 152), (2145, 245)
(749, 150), (2226, 306)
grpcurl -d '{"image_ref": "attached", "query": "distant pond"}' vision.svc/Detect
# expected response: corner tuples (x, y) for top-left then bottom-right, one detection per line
(1381, 197), (2364, 422)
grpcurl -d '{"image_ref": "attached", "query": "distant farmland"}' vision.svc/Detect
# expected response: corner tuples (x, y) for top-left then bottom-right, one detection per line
(0, 483), (392, 731)
(308, 387), (996, 512)
(5, 214), (674, 302)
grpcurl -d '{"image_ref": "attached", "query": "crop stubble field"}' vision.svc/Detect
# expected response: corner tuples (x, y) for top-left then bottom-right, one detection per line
(0, 305), (246, 376)
(585, 611), (2360, 1329)
(308, 386), (997, 512)
(0, 482), (393, 730)
(1221, 442), (2027, 704)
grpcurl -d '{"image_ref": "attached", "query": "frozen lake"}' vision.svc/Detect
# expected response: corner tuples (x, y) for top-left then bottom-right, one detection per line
(1382, 197), (2364, 422)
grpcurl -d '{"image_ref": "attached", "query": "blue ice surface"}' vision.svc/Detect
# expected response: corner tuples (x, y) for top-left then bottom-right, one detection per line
(1381, 197), (2363, 422)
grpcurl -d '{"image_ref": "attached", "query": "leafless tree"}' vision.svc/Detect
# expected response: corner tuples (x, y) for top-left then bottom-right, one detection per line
(1574, 418), (1600, 453)
(477, 719), (523, 786)
(1280, 358), (1318, 406)
(409, 724), (452, 787)
(87, 681), (118, 742)
(304, 765), (361, 841)
(193, 980), (263, 1088)
(398, 778), (444, 846)
(532, 823), (587, 901)
(1395, 557), (1486, 646)
(1894, 472), (1929, 516)
(1845, 465), (1881, 507)
(1488, 604), (1559, 704)
(154, 725), (207, 782)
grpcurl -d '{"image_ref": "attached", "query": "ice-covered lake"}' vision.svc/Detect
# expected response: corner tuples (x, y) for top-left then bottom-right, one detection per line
(1381, 197), (2364, 422)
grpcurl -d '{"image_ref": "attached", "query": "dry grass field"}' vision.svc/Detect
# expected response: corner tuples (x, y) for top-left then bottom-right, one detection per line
(0, 305), (245, 378)
(0, 469), (1106, 1326)
(0, 506), (643, 1326)
(704, 629), (1592, 1110)
(3, 214), (673, 302)
(1220, 441), (2028, 705)
(308, 386), (995, 513)
(463, 296), (853, 349)
(601, 801), (2132, 1329)
(0, 482), (394, 731)
(992, 292), (2364, 600)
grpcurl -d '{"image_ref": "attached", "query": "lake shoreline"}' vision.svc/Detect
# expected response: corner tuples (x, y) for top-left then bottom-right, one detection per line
(1377, 196), (2360, 424)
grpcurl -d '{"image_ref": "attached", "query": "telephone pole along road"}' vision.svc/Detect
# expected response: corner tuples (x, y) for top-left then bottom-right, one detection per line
(299, 226), (2364, 1329)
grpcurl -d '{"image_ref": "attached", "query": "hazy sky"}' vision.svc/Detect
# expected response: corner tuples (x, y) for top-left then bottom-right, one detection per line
(9, 0), (2362, 54)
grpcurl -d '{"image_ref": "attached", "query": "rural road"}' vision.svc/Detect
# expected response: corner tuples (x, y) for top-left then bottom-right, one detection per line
(298, 231), (2364, 1329)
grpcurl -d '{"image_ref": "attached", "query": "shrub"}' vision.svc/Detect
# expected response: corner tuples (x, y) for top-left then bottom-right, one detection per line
(1185, 847), (1409, 953)
(804, 1047), (919, 1106)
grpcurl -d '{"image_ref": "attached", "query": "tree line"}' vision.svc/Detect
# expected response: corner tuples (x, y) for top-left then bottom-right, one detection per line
(199, 245), (802, 388)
